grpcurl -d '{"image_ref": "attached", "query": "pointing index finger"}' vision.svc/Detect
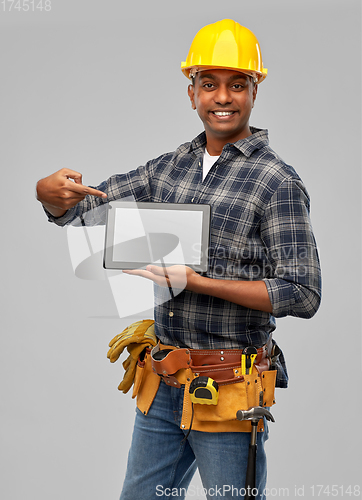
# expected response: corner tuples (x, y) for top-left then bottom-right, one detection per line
(68, 180), (107, 199)
(83, 186), (107, 199)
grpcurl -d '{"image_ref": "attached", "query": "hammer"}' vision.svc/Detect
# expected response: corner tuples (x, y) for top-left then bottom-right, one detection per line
(236, 406), (275, 500)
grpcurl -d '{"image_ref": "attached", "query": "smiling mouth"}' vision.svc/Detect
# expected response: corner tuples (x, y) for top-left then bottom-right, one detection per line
(212, 111), (235, 117)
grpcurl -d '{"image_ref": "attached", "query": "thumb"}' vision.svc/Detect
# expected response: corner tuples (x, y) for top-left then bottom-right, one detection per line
(62, 168), (83, 185)
(73, 176), (83, 185)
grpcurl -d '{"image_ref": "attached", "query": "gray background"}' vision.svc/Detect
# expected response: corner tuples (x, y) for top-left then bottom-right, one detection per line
(1, 0), (361, 499)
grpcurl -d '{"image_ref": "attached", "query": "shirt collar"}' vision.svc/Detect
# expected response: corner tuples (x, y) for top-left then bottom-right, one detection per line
(187, 127), (269, 158)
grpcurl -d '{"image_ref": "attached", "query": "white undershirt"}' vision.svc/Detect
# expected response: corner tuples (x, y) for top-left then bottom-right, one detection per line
(202, 148), (220, 180)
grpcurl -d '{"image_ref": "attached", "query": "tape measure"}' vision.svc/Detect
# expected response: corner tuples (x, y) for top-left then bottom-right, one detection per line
(189, 376), (219, 405)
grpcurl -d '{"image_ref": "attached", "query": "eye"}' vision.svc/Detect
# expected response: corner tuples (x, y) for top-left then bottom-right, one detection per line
(232, 83), (245, 90)
(202, 82), (215, 89)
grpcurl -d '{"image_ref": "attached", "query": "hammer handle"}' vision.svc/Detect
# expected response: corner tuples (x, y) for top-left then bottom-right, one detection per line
(244, 442), (257, 500)
(244, 421), (258, 500)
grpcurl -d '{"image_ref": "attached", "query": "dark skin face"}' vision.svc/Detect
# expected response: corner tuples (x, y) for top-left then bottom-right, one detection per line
(188, 69), (258, 156)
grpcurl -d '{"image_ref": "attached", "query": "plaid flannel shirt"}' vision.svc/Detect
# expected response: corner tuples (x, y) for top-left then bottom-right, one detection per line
(47, 128), (322, 387)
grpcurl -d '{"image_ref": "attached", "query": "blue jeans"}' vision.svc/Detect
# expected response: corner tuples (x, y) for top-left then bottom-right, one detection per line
(120, 380), (269, 500)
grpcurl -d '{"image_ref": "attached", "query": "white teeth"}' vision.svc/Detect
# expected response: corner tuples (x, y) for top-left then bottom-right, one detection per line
(213, 111), (234, 116)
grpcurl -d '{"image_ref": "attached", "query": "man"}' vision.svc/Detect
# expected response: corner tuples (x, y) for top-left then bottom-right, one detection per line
(36, 20), (321, 500)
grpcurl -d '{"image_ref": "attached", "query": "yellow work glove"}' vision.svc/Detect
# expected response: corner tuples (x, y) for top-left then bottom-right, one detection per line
(107, 320), (157, 394)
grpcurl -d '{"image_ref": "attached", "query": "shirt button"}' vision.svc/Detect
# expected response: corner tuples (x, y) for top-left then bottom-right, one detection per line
(169, 311), (174, 317)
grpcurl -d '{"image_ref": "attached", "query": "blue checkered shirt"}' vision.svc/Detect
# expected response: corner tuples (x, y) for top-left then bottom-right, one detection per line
(47, 128), (322, 388)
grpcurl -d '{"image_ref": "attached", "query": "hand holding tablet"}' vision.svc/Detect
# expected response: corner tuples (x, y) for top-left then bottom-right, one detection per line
(123, 264), (194, 291)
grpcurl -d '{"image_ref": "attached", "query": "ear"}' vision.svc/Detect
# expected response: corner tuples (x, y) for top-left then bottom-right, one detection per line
(252, 84), (258, 107)
(188, 84), (196, 110)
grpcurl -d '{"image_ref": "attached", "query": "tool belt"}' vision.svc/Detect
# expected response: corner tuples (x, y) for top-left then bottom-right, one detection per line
(150, 335), (272, 388)
(132, 336), (278, 433)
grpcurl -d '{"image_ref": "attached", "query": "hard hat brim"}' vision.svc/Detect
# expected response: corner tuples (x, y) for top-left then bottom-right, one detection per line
(180, 64), (268, 84)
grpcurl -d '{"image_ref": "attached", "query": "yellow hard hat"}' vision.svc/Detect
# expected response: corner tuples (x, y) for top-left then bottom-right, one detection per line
(181, 19), (267, 84)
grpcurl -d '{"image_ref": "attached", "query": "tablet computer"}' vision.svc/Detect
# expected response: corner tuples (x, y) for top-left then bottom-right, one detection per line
(103, 201), (210, 272)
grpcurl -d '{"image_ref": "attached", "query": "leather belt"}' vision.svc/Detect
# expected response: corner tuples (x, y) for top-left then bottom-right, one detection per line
(150, 335), (273, 388)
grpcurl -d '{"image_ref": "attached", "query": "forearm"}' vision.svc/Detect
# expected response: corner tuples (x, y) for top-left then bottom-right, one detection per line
(124, 265), (273, 313)
(187, 274), (273, 313)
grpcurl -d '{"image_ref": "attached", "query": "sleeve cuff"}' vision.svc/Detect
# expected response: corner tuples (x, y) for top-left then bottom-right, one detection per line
(263, 278), (296, 318)
(43, 205), (77, 226)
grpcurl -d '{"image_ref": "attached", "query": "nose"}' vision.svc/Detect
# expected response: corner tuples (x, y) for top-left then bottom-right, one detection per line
(214, 84), (232, 105)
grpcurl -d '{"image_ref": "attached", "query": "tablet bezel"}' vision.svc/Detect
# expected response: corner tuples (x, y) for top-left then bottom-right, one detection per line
(103, 201), (210, 272)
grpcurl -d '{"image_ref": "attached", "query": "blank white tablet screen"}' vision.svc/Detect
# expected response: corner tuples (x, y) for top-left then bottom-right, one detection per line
(112, 207), (203, 265)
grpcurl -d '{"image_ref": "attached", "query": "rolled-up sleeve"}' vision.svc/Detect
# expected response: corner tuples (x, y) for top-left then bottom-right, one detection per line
(261, 177), (322, 319)
(44, 161), (156, 227)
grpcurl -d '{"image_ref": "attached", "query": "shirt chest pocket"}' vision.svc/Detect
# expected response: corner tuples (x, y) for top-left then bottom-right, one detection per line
(211, 199), (262, 243)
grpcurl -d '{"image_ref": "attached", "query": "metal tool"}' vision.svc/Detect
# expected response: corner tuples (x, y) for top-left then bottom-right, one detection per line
(236, 406), (275, 500)
(269, 344), (281, 370)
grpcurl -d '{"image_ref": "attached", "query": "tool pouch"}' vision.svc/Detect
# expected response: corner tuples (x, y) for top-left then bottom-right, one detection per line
(132, 348), (160, 415)
(181, 367), (277, 433)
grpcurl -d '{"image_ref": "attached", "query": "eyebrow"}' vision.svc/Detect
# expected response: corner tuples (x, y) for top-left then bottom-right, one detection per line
(198, 73), (249, 83)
